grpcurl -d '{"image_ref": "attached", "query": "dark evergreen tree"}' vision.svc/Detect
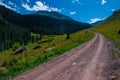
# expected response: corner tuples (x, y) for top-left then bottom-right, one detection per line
(118, 30), (120, 34)
(36, 35), (39, 42)
(66, 33), (70, 39)
(31, 35), (35, 43)
(0, 23), (33, 51)
(39, 35), (42, 40)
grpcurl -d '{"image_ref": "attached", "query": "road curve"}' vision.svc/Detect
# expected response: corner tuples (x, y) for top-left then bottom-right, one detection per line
(13, 33), (112, 80)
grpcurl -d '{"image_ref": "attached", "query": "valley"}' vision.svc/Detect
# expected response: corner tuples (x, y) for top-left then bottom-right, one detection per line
(0, 2), (120, 80)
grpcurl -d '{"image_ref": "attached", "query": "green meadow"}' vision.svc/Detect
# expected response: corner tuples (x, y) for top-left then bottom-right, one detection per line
(0, 30), (94, 80)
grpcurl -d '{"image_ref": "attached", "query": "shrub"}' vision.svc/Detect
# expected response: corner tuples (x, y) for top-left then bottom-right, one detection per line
(66, 33), (70, 39)
(12, 42), (21, 51)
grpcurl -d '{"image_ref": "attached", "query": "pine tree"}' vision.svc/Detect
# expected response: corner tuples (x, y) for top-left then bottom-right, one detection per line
(66, 33), (70, 39)
(31, 35), (35, 43)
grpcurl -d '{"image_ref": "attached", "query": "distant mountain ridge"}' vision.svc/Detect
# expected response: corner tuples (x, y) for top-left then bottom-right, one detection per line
(0, 5), (92, 34)
(36, 11), (72, 20)
(91, 20), (103, 26)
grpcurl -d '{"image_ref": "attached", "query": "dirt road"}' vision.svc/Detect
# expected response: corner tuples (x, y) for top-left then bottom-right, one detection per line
(13, 33), (112, 80)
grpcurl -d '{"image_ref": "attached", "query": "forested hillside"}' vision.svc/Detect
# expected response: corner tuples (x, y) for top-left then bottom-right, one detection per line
(0, 5), (92, 51)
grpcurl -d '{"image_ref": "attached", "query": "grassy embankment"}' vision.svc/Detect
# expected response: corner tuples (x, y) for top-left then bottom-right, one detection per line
(0, 30), (94, 80)
(91, 20), (120, 58)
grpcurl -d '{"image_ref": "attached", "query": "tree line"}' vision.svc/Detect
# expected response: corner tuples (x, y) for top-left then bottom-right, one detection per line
(0, 21), (41, 52)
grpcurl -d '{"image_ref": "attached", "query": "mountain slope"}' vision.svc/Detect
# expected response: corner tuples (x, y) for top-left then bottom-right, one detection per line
(101, 9), (120, 24)
(36, 11), (71, 20)
(91, 20), (103, 26)
(0, 5), (92, 51)
(21, 12), (92, 34)
(92, 9), (120, 49)
(0, 5), (92, 34)
(106, 9), (120, 21)
(21, 14), (91, 34)
(0, 5), (22, 24)
(91, 9), (120, 26)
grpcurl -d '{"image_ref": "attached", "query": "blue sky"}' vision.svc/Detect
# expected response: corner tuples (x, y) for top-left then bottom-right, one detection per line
(0, 0), (120, 23)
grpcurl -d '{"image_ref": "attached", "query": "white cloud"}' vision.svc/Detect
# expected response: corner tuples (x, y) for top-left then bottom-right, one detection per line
(22, 3), (32, 10)
(50, 7), (61, 12)
(26, 0), (30, 3)
(101, 0), (107, 5)
(72, 0), (80, 4)
(111, 9), (115, 12)
(22, 1), (61, 12)
(8, 1), (14, 6)
(89, 18), (105, 24)
(0, 2), (16, 11)
(8, 1), (17, 8)
(70, 11), (76, 15)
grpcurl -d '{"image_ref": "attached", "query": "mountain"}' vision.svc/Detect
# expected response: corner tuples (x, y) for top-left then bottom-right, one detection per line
(0, 5), (92, 34)
(21, 11), (92, 34)
(21, 14), (91, 34)
(91, 20), (103, 26)
(0, 5), (22, 24)
(0, 5), (92, 51)
(106, 9), (120, 21)
(101, 9), (120, 24)
(36, 11), (72, 20)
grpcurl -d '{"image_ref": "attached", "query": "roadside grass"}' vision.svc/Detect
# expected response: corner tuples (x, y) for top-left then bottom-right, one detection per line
(0, 30), (94, 80)
(91, 20), (120, 56)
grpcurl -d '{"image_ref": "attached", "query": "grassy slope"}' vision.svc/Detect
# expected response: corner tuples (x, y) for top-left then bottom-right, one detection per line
(0, 30), (94, 80)
(91, 20), (120, 55)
